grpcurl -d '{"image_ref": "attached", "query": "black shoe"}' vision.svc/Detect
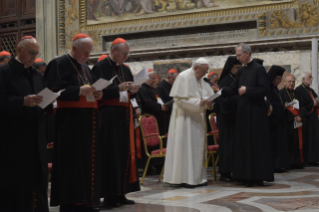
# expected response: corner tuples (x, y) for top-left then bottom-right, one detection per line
(253, 180), (264, 187)
(181, 183), (197, 188)
(120, 197), (135, 205)
(235, 181), (244, 186)
(60, 205), (100, 212)
(308, 162), (319, 166)
(245, 182), (254, 187)
(291, 164), (304, 169)
(274, 169), (284, 173)
(220, 176), (233, 182)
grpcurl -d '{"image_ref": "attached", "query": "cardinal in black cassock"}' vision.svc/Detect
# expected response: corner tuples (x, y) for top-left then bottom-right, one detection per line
(0, 36), (49, 212)
(45, 34), (102, 211)
(295, 72), (319, 166)
(216, 56), (241, 182)
(279, 75), (304, 168)
(267, 66), (290, 172)
(136, 69), (168, 172)
(92, 38), (140, 207)
(223, 43), (274, 187)
(156, 69), (179, 134)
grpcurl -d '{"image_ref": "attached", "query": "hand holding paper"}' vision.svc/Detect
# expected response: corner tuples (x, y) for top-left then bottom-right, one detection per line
(287, 99), (299, 109)
(92, 75), (117, 91)
(37, 88), (64, 109)
(205, 88), (223, 102)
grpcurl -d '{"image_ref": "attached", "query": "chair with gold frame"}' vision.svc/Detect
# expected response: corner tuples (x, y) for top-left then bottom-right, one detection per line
(206, 113), (219, 181)
(138, 114), (167, 184)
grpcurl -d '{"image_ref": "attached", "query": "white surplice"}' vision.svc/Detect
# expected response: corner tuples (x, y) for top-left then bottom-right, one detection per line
(163, 67), (215, 185)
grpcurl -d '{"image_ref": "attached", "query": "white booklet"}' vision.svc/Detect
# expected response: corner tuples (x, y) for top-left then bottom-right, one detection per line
(294, 120), (302, 129)
(205, 88), (223, 102)
(37, 88), (63, 109)
(315, 97), (319, 102)
(91, 75), (117, 91)
(132, 67), (149, 86)
(287, 99), (299, 109)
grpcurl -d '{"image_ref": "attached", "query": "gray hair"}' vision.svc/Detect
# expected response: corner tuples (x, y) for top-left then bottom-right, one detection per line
(208, 73), (218, 79)
(0, 55), (11, 62)
(236, 43), (252, 56)
(111, 42), (130, 50)
(301, 72), (310, 80)
(72, 37), (93, 48)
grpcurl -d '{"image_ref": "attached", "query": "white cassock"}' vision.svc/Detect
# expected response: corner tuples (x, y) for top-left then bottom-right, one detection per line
(163, 67), (215, 185)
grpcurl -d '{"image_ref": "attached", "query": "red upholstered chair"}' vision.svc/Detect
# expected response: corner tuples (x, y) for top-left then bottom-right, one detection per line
(206, 113), (219, 181)
(138, 114), (167, 184)
(47, 142), (54, 181)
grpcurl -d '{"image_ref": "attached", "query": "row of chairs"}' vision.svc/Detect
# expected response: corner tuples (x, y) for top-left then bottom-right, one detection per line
(47, 113), (220, 184)
(139, 113), (219, 184)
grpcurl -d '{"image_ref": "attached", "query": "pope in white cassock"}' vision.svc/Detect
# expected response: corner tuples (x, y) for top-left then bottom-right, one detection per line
(163, 58), (215, 188)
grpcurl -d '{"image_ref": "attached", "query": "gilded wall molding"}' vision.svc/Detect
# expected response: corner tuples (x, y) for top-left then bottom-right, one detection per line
(79, 0), (86, 29)
(59, 0), (66, 49)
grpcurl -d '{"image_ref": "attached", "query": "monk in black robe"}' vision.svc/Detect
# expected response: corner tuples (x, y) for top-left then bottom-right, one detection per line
(0, 36), (49, 212)
(223, 43), (274, 187)
(45, 34), (103, 212)
(92, 38), (140, 207)
(156, 69), (179, 134)
(280, 75), (304, 168)
(295, 72), (319, 166)
(216, 56), (241, 182)
(267, 66), (290, 172)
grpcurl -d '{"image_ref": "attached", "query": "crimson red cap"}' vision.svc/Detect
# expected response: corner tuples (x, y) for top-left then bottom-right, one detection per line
(0, 51), (11, 57)
(111, 38), (127, 46)
(208, 72), (217, 78)
(20, 36), (36, 41)
(98, 54), (108, 61)
(34, 58), (44, 63)
(168, 69), (178, 74)
(72, 33), (90, 42)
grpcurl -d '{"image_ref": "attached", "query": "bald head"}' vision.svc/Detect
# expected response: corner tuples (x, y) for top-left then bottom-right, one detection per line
(16, 38), (40, 68)
(70, 38), (93, 64)
(284, 75), (295, 90)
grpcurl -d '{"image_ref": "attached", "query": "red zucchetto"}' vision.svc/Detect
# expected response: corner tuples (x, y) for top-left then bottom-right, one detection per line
(72, 33), (90, 42)
(34, 58), (44, 63)
(98, 54), (108, 61)
(111, 38), (127, 46)
(148, 68), (155, 74)
(20, 36), (36, 41)
(168, 69), (178, 74)
(207, 72), (217, 78)
(0, 51), (11, 56)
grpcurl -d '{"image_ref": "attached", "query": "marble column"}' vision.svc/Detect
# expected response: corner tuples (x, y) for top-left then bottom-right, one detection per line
(312, 38), (318, 93)
(36, 0), (58, 63)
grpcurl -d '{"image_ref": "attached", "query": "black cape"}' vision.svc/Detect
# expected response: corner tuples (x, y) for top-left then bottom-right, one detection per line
(44, 54), (101, 207)
(280, 88), (303, 164)
(223, 59), (274, 182)
(216, 56), (240, 175)
(295, 84), (319, 163)
(156, 80), (173, 134)
(92, 57), (140, 197)
(0, 58), (50, 211)
(267, 66), (290, 169)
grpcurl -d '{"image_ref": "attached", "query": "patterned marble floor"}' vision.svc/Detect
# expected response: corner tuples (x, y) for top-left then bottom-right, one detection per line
(49, 167), (319, 212)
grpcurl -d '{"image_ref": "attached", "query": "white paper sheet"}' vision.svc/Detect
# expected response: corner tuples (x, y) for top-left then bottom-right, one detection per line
(131, 98), (138, 107)
(92, 76), (117, 91)
(37, 88), (60, 109)
(132, 68), (149, 86)
(120, 91), (129, 103)
(294, 120), (302, 129)
(287, 99), (299, 109)
(157, 97), (164, 105)
(164, 99), (174, 106)
(205, 88), (223, 102)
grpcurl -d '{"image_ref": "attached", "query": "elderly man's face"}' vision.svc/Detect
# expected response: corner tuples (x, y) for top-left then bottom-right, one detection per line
(272, 75), (282, 87)
(230, 64), (241, 75)
(146, 73), (157, 87)
(73, 41), (93, 64)
(167, 73), (179, 85)
(209, 75), (218, 85)
(36, 66), (46, 76)
(17, 39), (40, 68)
(236, 46), (250, 65)
(111, 43), (130, 65)
(0, 57), (11, 66)
(303, 73), (313, 86)
(285, 76), (295, 90)
(194, 64), (209, 80)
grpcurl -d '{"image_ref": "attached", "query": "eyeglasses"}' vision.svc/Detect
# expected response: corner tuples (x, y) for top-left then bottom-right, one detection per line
(120, 51), (130, 57)
(20, 46), (41, 57)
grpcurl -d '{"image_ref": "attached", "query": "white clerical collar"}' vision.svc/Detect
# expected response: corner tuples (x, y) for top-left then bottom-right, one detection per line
(243, 58), (253, 67)
(15, 56), (29, 68)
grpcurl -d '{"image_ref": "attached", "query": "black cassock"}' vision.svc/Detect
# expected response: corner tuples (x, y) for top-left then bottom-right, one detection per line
(295, 84), (319, 163)
(156, 80), (173, 134)
(267, 84), (290, 170)
(217, 74), (238, 175)
(0, 59), (49, 212)
(137, 83), (166, 169)
(224, 60), (274, 182)
(280, 88), (303, 165)
(92, 57), (140, 199)
(44, 55), (101, 207)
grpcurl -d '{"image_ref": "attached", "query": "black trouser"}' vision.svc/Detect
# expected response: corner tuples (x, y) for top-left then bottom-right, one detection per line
(0, 188), (48, 212)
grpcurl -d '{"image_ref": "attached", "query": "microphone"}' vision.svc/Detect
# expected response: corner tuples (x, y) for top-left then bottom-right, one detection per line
(203, 78), (214, 86)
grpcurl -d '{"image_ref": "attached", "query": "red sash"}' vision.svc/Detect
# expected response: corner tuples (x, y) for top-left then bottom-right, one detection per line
(287, 107), (304, 162)
(57, 96), (97, 108)
(308, 89), (319, 115)
(99, 96), (138, 183)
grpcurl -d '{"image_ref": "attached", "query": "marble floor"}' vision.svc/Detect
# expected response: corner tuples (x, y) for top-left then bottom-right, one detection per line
(49, 167), (319, 212)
